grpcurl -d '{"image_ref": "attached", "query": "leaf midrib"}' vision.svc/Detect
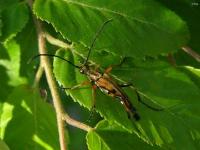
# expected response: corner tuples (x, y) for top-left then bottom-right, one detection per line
(64, 0), (173, 34)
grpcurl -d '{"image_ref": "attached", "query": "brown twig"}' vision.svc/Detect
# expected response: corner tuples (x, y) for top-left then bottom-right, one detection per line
(34, 18), (67, 150)
(182, 46), (200, 63)
(27, 0), (92, 150)
(62, 114), (92, 132)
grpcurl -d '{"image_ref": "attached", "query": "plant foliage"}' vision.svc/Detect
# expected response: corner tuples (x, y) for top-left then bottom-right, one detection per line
(0, 0), (200, 150)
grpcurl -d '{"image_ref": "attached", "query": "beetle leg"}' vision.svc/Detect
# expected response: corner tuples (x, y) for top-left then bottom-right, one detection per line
(135, 91), (164, 111)
(60, 80), (90, 90)
(118, 82), (164, 111)
(104, 66), (113, 74)
(104, 57), (126, 74)
(86, 84), (97, 123)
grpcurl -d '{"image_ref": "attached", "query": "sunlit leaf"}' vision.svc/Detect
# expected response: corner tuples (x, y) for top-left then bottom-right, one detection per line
(0, 86), (60, 150)
(86, 120), (162, 150)
(0, 39), (27, 86)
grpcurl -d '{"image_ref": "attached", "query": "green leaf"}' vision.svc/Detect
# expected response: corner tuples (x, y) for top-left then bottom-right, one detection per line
(53, 49), (200, 149)
(33, 0), (189, 58)
(15, 17), (38, 83)
(0, 39), (27, 86)
(111, 57), (200, 149)
(86, 120), (161, 150)
(0, 86), (60, 150)
(178, 66), (200, 89)
(157, 0), (200, 69)
(157, 0), (200, 53)
(0, 2), (29, 43)
(0, 0), (19, 10)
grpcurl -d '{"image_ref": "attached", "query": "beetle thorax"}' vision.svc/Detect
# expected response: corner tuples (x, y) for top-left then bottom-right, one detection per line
(88, 71), (102, 81)
(79, 65), (89, 74)
(79, 65), (102, 81)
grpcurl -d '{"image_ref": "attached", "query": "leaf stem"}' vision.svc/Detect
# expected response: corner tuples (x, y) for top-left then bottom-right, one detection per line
(44, 33), (72, 49)
(182, 46), (200, 63)
(36, 21), (68, 150)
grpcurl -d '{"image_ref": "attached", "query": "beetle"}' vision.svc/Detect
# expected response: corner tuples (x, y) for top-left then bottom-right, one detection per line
(31, 19), (163, 120)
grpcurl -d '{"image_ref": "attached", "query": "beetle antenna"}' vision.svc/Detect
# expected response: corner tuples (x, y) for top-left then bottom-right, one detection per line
(84, 19), (113, 64)
(28, 54), (81, 69)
